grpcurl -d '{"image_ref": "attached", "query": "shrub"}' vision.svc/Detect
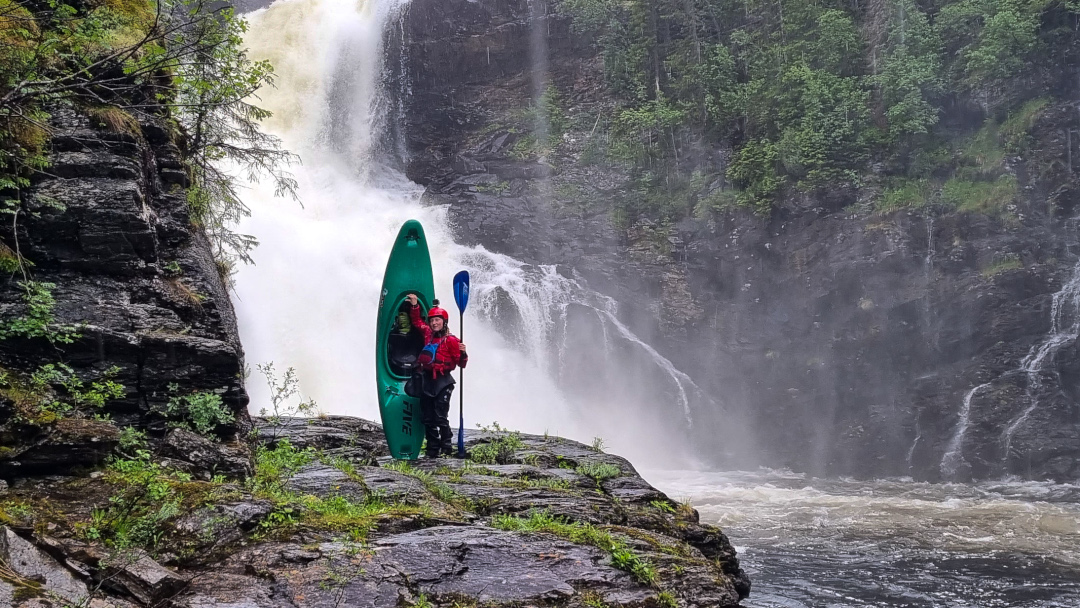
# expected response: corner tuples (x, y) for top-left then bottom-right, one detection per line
(469, 424), (524, 465)
(166, 388), (234, 436)
(0, 281), (80, 344)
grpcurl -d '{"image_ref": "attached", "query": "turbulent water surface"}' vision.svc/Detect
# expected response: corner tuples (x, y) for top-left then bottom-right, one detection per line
(649, 470), (1080, 607)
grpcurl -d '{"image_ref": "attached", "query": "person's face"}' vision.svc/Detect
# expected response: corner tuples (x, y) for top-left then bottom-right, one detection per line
(430, 316), (445, 332)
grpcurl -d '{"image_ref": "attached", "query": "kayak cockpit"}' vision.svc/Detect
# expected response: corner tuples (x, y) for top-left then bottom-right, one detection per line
(387, 300), (425, 378)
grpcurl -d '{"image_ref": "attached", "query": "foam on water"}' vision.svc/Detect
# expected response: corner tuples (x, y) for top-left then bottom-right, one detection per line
(649, 469), (1080, 607)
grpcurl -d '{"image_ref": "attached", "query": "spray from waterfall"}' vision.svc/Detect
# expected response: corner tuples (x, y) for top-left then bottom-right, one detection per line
(230, 0), (704, 466)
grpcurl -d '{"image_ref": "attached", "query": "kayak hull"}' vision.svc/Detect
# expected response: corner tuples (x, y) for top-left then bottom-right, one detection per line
(376, 220), (435, 460)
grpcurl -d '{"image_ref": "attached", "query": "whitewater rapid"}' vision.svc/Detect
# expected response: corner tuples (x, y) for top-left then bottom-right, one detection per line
(649, 470), (1080, 608)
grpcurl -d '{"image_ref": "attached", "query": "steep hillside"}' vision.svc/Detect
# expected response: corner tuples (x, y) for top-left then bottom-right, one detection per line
(399, 0), (1080, 481)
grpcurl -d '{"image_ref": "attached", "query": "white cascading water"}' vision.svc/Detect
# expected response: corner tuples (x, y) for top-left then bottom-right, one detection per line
(229, 0), (701, 466)
(939, 382), (989, 478)
(1000, 258), (1080, 456)
(940, 257), (1080, 479)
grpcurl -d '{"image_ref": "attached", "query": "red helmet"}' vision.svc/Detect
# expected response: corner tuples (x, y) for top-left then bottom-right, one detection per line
(427, 299), (449, 322)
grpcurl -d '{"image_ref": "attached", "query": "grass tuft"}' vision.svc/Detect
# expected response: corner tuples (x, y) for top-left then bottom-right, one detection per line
(86, 105), (141, 135)
(492, 510), (658, 586)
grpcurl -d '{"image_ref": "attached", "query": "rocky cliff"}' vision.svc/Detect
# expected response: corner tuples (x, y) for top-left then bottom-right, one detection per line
(0, 106), (249, 478)
(1, 416), (749, 607)
(398, 0), (1080, 481)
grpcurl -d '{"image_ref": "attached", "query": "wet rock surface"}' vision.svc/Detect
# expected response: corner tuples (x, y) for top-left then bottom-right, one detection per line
(162, 428), (253, 480)
(0, 416), (749, 607)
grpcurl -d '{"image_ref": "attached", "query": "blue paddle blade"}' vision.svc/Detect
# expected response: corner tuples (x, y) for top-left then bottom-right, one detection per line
(453, 270), (470, 312)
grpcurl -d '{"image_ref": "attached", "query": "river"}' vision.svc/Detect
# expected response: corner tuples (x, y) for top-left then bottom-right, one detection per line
(648, 469), (1080, 607)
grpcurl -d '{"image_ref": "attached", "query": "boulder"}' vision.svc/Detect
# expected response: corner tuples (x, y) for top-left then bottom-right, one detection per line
(0, 526), (88, 604)
(285, 464), (368, 503)
(253, 416), (387, 460)
(161, 428), (252, 480)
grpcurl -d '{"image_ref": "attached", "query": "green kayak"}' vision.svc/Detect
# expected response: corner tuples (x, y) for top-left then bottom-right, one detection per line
(376, 219), (435, 460)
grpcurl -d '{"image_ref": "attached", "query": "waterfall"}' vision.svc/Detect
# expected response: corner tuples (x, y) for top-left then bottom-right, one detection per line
(940, 257), (1080, 479)
(1000, 259), (1080, 459)
(940, 383), (989, 479)
(230, 0), (704, 466)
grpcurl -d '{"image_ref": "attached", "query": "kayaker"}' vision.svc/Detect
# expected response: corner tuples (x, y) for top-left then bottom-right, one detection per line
(404, 293), (468, 458)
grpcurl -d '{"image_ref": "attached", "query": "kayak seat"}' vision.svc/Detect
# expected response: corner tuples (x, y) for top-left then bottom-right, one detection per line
(388, 328), (424, 377)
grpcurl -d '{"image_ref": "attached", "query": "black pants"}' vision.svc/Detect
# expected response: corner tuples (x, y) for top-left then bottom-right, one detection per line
(420, 383), (454, 456)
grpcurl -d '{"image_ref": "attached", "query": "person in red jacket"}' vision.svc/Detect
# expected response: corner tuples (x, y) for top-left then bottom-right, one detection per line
(405, 293), (468, 457)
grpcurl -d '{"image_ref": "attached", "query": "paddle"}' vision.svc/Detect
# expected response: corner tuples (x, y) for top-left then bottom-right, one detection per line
(452, 271), (470, 458)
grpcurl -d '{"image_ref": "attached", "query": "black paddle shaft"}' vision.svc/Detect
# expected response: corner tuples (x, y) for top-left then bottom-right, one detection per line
(458, 311), (465, 457)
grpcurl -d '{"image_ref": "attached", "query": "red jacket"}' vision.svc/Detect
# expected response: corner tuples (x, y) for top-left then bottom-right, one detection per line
(408, 304), (468, 377)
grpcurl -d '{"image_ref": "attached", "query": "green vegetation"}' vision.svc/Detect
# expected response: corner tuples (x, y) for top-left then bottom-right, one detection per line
(492, 510), (658, 586)
(982, 253), (1023, 277)
(165, 385), (235, 436)
(878, 179), (931, 212)
(649, 499), (675, 514)
(550, 0), (1079, 220)
(383, 460), (463, 505)
(255, 362), (318, 440)
(0, 0), (297, 269)
(469, 423), (525, 465)
(655, 591), (678, 608)
(499, 476), (572, 491)
(250, 440), (426, 539)
(88, 449), (194, 549)
(941, 175), (1018, 215)
(576, 462), (621, 483)
(0, 363), (124, 424)
(0, 282), (80, 344)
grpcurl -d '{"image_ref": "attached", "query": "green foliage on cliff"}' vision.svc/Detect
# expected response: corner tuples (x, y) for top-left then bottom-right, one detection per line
(557, 0), (1079, 218)
(0, 0), (295, 266)
(0, 363), (123, 424)
(0, 281), (80, 344)
(165, 386), (235, 436)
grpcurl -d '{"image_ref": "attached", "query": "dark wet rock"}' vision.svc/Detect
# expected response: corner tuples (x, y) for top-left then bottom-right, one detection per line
(253, 416), (387, 459)
(0, 526), (88, 604)
(173, 496), (273, 559)
(99, 549), (189, 605)
(0, 415), (749, 607)
(0, 419), (119, 478)
(371, 526), (649, 602)
(601, 474), (665, 504)
(161, 428), (253, 480)
(285, 464), (369, 503)
(40, 539), (188, 605)
(176, 521), (744, 608)
(0, 106), (247, 466)
(178, 526), (654, 608)
(353, 466), (429, 504)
